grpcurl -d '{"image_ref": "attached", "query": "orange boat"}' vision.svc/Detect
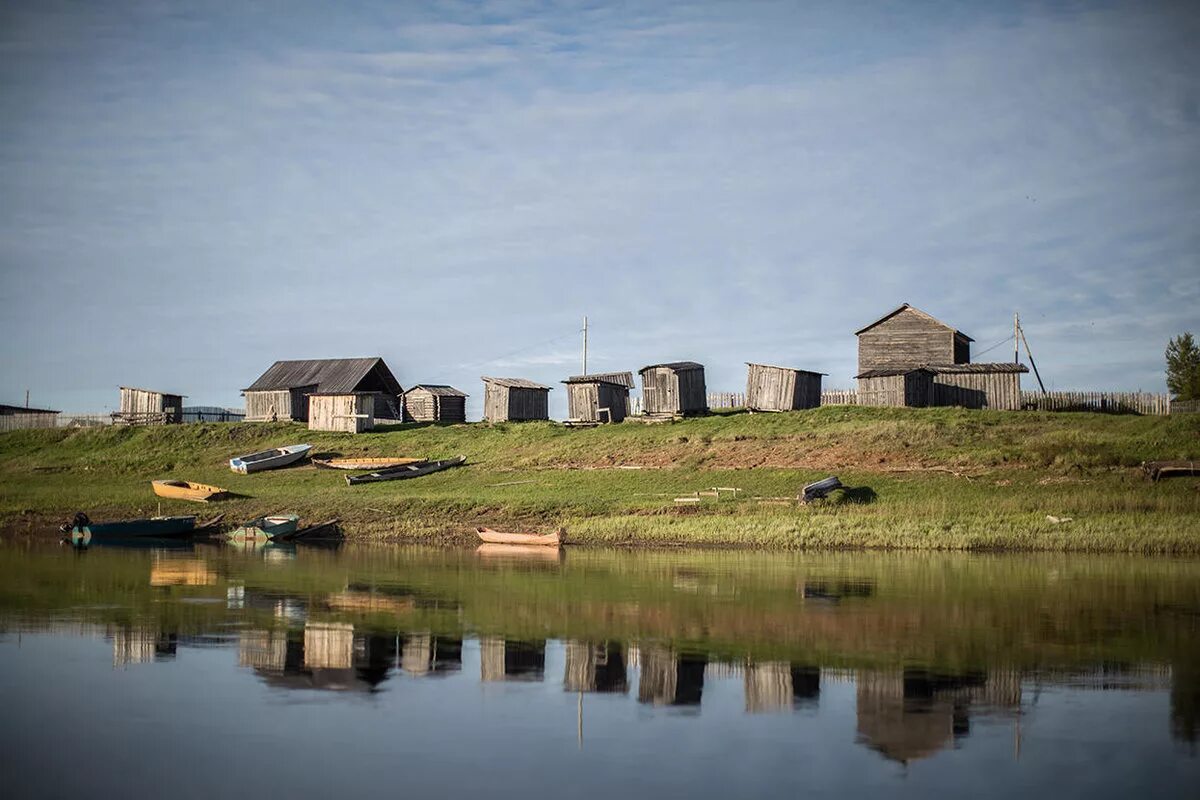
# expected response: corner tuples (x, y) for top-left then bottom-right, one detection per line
(475, 527), (562, 547)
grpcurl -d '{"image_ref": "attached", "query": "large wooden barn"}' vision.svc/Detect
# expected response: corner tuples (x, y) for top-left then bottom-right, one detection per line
(117, 386), (184, 424)
(481, 377), (551, 422)
(402, 385), (468, 423)
(854, 304), (1026, 409)
(639, 362), (708, 417)
(563, 371), (634, 424)
(745, 363), (824, 412)
(242, 358), (402, 423)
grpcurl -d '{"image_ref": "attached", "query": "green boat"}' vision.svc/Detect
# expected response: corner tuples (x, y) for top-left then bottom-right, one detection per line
(226, 514), (300, 543)
(63, 512), (197, 547)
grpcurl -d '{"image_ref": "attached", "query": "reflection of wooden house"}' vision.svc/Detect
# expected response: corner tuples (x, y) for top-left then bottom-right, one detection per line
(856, 669), (988, 763)
(238, 629), (288, 671)
(304, 622), (354, 669)
(326, 590), (415, 616)
(110, 627), (159, 667)
(637, 644), (706, 706)
(117, 386), (184, 425)
(401, 634), (462, 676)
(480, 637), (546, 682)
(149, 556), (216, 587)
(744, 662), (821, 713)
(564, 641), (628, 693)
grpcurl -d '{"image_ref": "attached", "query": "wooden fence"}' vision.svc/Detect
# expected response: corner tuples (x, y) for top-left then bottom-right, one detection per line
(820, 389), (859, 406)
(0, 409), (247, 432)
(1021, 391), (1172, 415)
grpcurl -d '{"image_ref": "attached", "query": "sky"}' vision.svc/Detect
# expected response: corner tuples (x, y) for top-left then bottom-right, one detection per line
(1, 0), (1197, 418)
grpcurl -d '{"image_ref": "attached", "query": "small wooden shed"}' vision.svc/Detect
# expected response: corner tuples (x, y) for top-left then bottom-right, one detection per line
(403, 385), (468, 423)
(482, 377), (551, 422)
(308, 393), (375, 433)
(856, 303), (972, 374)
(0, 403), (59, 432)
(855, 368), (935, 408)
(929, 363), (1027, 410)
(117, 386), (184, 424)
(563, 372), (634, 424)
(639, 362), (708, 416)
(745, 363), (825, 412)
(243, 358), (402, 422)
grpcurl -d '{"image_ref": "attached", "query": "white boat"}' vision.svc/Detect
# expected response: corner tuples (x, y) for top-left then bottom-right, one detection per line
(229, 444), (312, 474)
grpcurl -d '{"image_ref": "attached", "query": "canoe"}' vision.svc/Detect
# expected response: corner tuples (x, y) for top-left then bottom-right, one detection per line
(229, 444), (312, 474)
(62, 512), (196, 547)
(345, 455), (467, 486)
(226, 514), (300, 542)
(152, 480), (230, 502)
(475, 527), (562, 547)
(273, 518), (342, 542)
(313, 457), (424, 471)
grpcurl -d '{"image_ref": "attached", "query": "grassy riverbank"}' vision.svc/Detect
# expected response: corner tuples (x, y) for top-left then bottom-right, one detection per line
(1, 406), (1198, 552)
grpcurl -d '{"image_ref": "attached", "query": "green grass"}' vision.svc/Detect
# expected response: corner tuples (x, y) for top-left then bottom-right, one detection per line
(1, 406), (1198, 551)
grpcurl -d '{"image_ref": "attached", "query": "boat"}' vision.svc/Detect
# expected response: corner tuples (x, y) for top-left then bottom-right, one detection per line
(226, 514), (300, 542)
(313, 456), (425, 471)
(475, 527), (563, 547)
(476, 543), (565, 561)
(151, 479), (230, 502)
(229, 444), (312, 474)
(345, 455), (467, 486)
(273, 518), (342, 542)
(1143, 460), (1199, 481)
(62, 512), (196, 547)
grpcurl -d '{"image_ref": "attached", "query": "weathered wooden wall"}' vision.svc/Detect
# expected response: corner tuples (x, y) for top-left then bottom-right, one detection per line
(403, 389), (467, 423)
(308, 394), (374, 433)
(858, 307), (962, 373)
(118, 388), (183, 424)
(0, 411), (58, 431)
(641, 367), (707, 415)
(745, 365), (823, 411)
(857, 372), (933, 407)
(933, 372), (1023, 410)
(484, 382), (549, 422)
(566, 382), (629, 422)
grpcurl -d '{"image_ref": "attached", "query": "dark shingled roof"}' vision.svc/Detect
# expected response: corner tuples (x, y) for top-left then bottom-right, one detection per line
(404, 384), (468, 397)
(639, 361), (705, 373)
(243, 358), (402, 395)
(854, 303), (974, 342)
(563, 371), (635, 387)
(481, 376), (552, 390)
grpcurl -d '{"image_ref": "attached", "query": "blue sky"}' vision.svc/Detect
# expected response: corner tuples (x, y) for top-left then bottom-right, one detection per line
(1, 1), (1197, 417)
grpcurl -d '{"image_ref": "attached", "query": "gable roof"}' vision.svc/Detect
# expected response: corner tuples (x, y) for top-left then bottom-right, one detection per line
(481, 376), (552, 391)
(563, 371), (636, 388)
(854, 367), (937, 379)
(0, 403), (59, 415)
(404, 384), (468, 397)
(854, 303), (974, 342)
(639, 361), (705, 373)
(243, 358), (402, 395)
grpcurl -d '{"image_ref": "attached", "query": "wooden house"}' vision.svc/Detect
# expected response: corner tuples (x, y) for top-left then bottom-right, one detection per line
(481, 377), (551, 422)
(856, 303), (972, 374)
(402, 385), (468, 423)
(308, 393), (375, 433)
(243, 357), (402, 423)
(563, 371), (634, 423)
(117, 386), (184, 424)
(929, 363), (1028, 410)
(855, 368), (935, 407)
(745, 363), (824, 412)
(638, 362), (708, 416)
(0, 403), (59, 432)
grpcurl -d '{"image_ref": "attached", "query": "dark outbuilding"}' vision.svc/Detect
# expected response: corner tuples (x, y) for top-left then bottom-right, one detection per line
(563, 372), (634, 423)
(243, 357), (403, 422)
(481, 377), (551, 422)
(403, 385), (468, 423)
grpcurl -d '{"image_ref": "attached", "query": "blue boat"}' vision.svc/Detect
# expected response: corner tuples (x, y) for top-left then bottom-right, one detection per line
(62, 512), (201, 547)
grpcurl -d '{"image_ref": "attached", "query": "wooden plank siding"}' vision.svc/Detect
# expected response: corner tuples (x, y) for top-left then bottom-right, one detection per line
(402, 387), (468, 423)
(856, 305), (971, 374)
(565, 381), (630, 423)
(308, 393), (375, 433)
(244, 384), (315, 422)
(856, 371), (934, 407)
(117, 387), (184, 424)
(639, 363), (707, 415)
(933, 371), (1023, 410)
(745, 363), (823, 412)
(482, 378), (551, 422)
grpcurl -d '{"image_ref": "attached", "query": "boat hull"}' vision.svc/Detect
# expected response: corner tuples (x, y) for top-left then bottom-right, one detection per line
(475, 527), (562, 547)
(226, 514), (300, 542)
(69, 516), (197, 546)
(229, 444), (312, 474)
(345, 456), (466, 486)
(152, 480), (229, 502)
(313, 457), (424, 471)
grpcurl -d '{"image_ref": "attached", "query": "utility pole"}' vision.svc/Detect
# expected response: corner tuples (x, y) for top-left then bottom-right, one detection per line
(1014, 312), (1020, 365)
(582, 315), (588, 376)
(25, 389), (29, 408)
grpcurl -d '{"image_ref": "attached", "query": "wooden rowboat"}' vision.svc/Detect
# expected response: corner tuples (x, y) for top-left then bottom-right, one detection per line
(313, 456), (425, 471)
(61, 512), (224, 547)
(226, 514), (300, 542)
(1143, 460), (1199, 481)
(152, 479), (229, 502)
(229, 444), (312, 474)
(475, 527), (562, 547)
(345, 456), (466, 486)
(272, 518), (342, 542)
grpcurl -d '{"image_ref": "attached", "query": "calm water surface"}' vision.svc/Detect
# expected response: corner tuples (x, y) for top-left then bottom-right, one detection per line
(1, 539), (1197, 798)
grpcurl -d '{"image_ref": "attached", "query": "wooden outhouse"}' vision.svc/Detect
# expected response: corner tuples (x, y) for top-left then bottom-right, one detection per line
(563, 372), (634, 423)
(117, 386), (184, 424)
(929, 363), (1027, 410)
(243, 358), (402, 422)
(745, 363), (824, 412)
(308, 393), (375, 433)
(638, 362), (708, 416)
(481, 377), (551, 422)
(402, 385), (468, 423)
(855, 304), (972, 374)
(855, 368), (935, 407)
(0, 403), (59, 431)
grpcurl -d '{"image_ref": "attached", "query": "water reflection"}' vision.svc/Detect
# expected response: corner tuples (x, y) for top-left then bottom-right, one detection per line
(1, 539), (1199, 770)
